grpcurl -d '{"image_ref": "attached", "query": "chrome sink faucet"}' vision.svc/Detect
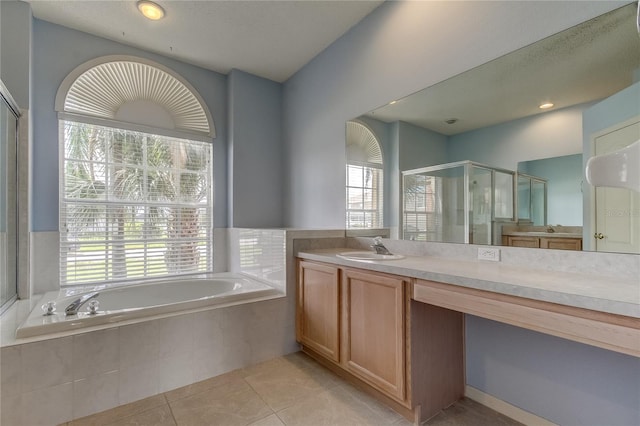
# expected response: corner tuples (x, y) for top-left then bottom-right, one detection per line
(371, 236), (393, 255)
(65, 291), (99, 316)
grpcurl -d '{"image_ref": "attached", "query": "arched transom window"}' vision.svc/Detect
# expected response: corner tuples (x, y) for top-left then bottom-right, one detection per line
(345, 120), (384, 229)
(56, 56), (215, 286)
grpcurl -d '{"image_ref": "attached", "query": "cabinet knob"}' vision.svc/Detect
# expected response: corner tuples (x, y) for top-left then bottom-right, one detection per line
(594, 233), (605, 240)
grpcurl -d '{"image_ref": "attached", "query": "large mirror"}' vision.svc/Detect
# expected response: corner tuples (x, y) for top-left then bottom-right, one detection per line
(346, 3), (640, 253)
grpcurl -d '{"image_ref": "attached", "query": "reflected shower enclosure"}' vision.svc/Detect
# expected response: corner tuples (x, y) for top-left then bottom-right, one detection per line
(402, 161), (515, 245)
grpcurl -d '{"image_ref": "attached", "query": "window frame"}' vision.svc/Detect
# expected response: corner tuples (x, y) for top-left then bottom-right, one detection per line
(346, 161), (384, 230)
(59, 120), (214, 287)
(345, 120), (384, 230)
(55, 56), (216, 288)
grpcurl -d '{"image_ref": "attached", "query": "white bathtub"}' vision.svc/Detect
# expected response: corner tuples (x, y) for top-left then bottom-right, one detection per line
(16, 273), (281, 339)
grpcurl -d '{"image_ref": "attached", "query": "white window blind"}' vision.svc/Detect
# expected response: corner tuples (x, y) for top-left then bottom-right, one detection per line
(60, 121), (212, 285)
(58, 59), (214, 140)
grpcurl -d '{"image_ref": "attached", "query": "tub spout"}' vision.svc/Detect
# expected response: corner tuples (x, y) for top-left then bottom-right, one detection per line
(65, 292), (99, 316)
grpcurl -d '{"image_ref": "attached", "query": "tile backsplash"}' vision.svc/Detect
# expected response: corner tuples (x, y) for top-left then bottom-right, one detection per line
(227, 228), (286, 293)
(343, 237), (639, 280)
(29, 228), (290, 296)
(30, 231), (59, 296)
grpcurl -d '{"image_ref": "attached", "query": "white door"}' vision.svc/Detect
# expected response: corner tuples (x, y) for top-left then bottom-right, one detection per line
(593, 118), (640, 254)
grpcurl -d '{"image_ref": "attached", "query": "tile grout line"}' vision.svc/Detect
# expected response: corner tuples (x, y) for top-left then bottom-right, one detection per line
(274, 411), (288, 426)
(242, 375), (280, 423)
(97, 396), (168, 426)
(163, 392), (179, 426)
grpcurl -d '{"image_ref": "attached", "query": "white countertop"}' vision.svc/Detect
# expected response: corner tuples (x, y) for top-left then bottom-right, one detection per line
(297, 248), (640, 318)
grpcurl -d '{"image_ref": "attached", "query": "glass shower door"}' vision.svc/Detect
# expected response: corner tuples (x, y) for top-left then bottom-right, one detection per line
(470, 165), (492, 245)
(403, 163), (466, 243)
(403, 161), (519, 245)
(0, 84), (18, 312)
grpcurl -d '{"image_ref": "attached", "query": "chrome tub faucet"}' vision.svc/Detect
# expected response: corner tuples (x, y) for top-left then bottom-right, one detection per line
(65, 291), (99, 316)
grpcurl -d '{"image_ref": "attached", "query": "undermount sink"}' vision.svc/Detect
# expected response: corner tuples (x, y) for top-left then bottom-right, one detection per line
(337, 251), (405, 261)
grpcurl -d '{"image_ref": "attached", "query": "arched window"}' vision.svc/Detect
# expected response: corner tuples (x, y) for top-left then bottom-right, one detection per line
(345, 120), (383, 229)
(56, 56), (215, 285)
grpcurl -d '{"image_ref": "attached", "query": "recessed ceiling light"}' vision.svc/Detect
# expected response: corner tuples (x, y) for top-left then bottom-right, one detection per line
(389, 100), (397, 105)
(137, 0), (165, 20)
(539, 102), (554, 109)
(444, 118), (458, 125)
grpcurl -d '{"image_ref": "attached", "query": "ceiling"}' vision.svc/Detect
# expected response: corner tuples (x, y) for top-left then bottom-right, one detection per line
(25, 0), (383, 83)
(365, 3), (640, 135)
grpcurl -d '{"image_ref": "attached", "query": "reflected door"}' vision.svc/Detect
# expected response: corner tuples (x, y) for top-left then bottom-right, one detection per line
(594, 118), (640, 254)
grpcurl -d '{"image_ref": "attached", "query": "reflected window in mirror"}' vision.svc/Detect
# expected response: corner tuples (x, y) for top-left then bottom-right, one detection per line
(403, 174), (440, 241)
(346, 121), (383, 229)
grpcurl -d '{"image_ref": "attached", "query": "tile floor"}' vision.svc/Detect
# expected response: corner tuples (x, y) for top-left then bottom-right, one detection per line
(62, 352), (522, 426)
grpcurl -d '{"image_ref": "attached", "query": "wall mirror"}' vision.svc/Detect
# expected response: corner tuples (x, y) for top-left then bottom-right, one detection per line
(346, 3), (640, 254)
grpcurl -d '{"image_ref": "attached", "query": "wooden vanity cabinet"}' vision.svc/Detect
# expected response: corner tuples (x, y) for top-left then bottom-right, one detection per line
(342, 268), (407, 401)
(296, 259), (464, 423)
(296, 260), (340, 362)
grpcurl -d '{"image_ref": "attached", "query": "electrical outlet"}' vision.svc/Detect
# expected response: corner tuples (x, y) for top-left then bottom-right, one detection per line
(477, 247), (500, 262)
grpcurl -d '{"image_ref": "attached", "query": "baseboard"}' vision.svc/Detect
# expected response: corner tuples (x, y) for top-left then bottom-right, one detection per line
(465, 385), (558, 426)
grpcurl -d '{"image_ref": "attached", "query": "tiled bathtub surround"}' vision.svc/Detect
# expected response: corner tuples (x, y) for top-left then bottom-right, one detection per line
(30, 231), (60, 295)
(1, 298), (297, 425)
(1, 227), (304, 424)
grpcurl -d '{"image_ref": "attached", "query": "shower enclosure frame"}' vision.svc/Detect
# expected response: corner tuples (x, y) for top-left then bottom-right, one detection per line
(401, 160), (516, 244)
(0, 79), (21, 314)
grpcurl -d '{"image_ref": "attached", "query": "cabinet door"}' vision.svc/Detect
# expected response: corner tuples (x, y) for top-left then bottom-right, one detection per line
(343, 268), (406, 401)
(507, 236), (540, 248)
(540, 237), (582, 251)
(297, 261), (340, 363)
